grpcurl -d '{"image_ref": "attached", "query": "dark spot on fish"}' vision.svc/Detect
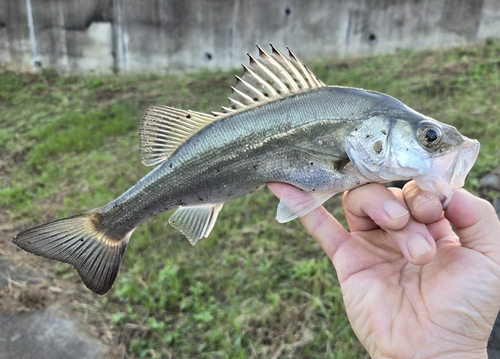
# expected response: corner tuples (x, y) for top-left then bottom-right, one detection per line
(80, 238), (84, 242)
(216, 168), (220, 172)
(253, 164), (258, 170)
(169, 163), (173, 168)
(365, 134), (370, 138)
(198, 197), (203, 201)
(406, 148), (409, 151)
(186, 114), (191, 119)
(310, 162), (314, 165)
(355, 127), (358, 131)
(277, 90), (283, 95)
(373, 140), (383, 154)
(228, 192), (232, 197)
(264, 93), (269, 97)
(312, 189), (316, 192)
(381, 130), (387, 135)
(253, 97), (258, 101)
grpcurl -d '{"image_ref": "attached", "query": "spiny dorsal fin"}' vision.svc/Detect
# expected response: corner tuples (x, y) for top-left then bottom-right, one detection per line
(139, 106), (217, 166)
(140, 46), (325, 166)
(222, 44), (326, 114)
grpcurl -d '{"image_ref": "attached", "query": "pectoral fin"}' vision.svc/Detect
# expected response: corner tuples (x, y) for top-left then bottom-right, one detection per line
(169, 203), (224, 245)
(273, 185), (335, 223)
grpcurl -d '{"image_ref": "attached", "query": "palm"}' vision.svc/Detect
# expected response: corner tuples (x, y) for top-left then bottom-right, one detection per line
(337, 226), (499, 358)
(268, 181), (500, 358)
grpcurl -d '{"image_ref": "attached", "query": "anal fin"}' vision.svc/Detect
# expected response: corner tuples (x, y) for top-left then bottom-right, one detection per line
(169, 203), (224, 245)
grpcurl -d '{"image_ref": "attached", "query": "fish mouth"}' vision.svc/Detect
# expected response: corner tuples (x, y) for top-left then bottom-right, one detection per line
(413, 137), (480, 199)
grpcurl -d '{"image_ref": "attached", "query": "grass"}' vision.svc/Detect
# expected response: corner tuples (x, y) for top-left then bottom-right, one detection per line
(1, 40), (500, 358)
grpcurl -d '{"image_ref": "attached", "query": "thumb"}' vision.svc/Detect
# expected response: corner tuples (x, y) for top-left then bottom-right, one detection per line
(445, 189), (500, 261)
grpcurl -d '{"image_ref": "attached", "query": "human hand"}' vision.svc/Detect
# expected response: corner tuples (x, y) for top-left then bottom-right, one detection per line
(268, 181), (500, 359)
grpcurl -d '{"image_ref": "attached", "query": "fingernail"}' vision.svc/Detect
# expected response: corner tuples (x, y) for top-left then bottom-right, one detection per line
(383, 200), (409, 219)
(413, 194), (437, 213)
(408, 233), (432, 259)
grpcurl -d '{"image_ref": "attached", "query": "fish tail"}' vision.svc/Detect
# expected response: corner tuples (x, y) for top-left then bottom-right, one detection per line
(12, 210), (133, 295)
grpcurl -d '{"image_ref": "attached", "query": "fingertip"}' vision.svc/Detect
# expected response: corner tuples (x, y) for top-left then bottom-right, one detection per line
(445, 188), (497, 230)
(406, 233), (435, 265)
(383, 199), (410, 220)
(267, 182), (284, 198)
(402, 182), (443, 224)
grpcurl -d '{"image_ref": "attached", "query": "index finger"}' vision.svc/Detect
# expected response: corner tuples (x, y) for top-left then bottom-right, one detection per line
(343, 183), (410, 232)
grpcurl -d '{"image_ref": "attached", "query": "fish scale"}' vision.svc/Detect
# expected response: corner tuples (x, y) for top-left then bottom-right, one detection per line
(13, 45), (479, 295)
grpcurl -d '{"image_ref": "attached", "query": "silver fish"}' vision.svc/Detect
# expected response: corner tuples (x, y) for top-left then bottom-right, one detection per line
(13, 45), (479, 294)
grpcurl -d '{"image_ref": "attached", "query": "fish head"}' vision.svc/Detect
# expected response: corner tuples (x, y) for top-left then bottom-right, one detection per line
(345, 108), (479, 199)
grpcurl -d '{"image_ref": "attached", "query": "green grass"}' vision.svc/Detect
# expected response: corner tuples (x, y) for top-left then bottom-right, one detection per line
(1, 41), (500, 358)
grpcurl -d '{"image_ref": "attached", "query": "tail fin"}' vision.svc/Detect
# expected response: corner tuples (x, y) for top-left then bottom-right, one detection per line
(12, 211), (133, 295)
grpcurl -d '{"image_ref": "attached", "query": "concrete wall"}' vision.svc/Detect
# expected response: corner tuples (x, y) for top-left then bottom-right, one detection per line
(1, 0), (499, 75)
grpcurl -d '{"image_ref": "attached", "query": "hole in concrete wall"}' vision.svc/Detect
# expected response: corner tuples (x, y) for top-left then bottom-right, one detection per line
(366, 33), (377, 44)
(205, 52), (213, 61)
(284, 7), (291, 16)
(34, 60), (42, 70)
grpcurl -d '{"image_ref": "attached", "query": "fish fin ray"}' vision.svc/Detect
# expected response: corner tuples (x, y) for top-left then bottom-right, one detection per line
(223, 44), (326, 114)
(139, 106), (217, 166)
(286, 46), (326, 89)
(274, 187), (335, 223)
(169, 203), (224, 245)
(12, 212), (132, 295)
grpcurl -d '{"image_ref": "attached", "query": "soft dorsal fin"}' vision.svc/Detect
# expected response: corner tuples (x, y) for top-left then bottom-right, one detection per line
(222, 44), (326, 114)
(139, 106), (217, 166)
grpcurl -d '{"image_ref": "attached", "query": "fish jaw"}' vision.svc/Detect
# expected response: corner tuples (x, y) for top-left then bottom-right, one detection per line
(413, 137), (480, 199)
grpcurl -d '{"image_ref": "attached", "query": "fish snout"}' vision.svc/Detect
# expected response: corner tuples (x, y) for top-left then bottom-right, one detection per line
(413, 137), (480, 199)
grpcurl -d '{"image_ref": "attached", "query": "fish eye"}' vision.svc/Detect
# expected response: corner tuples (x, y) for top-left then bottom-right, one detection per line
(418, 124), (442, 150)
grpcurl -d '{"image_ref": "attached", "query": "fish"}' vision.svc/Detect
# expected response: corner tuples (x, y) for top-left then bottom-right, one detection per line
(12, 44), (480, 295)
